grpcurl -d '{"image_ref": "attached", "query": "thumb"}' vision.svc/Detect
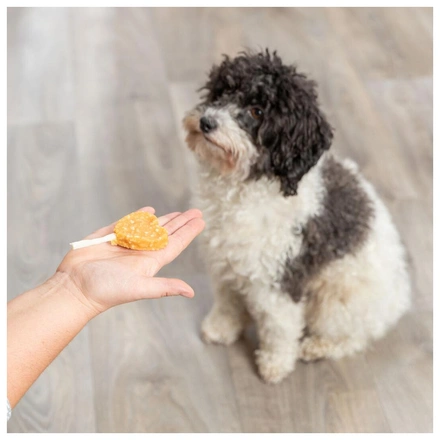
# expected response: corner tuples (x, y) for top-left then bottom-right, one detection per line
(140, 277), (195, 299)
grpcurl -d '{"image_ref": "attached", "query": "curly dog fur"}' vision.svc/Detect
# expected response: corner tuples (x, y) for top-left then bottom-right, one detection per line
(183, 50), (411, 384)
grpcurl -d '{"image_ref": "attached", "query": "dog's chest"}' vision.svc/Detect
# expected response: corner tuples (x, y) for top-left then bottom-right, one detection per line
(197, 176), (302, 283)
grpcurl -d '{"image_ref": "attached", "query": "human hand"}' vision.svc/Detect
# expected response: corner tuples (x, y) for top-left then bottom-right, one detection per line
(57, 207), (205, 315)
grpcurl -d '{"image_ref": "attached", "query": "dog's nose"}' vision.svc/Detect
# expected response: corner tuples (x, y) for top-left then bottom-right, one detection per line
(200, 116), (218, 134)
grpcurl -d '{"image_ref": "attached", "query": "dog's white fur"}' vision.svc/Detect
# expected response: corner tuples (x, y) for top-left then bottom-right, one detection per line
(184, 102), (411, 385)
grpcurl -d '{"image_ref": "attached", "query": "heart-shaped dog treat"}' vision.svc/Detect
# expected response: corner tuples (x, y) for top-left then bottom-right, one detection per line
(111, 211), (168, 251)
(69, 211), (168, 251)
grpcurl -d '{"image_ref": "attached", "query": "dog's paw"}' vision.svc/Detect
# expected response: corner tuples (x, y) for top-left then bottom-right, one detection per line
(298, 336), (329, 362)
(201, 313), (243, 345)
(255, 349), (295, 384)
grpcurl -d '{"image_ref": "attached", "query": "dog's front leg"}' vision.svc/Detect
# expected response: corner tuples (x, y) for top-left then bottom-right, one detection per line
(201, 283), (250, 345)
(247, 290), (305, 384)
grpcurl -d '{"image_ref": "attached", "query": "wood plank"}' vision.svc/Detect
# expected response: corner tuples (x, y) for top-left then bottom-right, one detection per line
(365, 312), (433, 432)
(7, 8), (75, 124)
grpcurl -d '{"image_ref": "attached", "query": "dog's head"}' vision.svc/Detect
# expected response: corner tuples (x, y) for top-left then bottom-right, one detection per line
(183, 50), (333, 196)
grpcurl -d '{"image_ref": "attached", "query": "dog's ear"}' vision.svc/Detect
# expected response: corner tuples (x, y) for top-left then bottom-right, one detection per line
(259, 78), (333, 196)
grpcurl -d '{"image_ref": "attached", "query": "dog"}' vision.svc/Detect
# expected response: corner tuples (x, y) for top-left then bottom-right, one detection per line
(183, 50), (411, 384)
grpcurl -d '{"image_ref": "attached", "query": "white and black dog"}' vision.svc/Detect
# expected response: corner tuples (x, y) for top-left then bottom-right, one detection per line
(183, 50), (411, 384)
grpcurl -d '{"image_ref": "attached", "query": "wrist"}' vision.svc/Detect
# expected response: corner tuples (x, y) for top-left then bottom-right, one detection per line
(50, 271), (101, 321)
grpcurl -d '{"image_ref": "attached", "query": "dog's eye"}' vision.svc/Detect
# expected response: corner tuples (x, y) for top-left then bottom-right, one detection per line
(250, 107), (264, 120)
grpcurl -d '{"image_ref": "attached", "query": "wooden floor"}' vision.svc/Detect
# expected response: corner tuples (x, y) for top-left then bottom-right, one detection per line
(7, 7), (433, 433)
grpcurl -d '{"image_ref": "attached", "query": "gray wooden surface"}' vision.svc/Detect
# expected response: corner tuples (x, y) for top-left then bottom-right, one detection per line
(7, 7), (432, 433)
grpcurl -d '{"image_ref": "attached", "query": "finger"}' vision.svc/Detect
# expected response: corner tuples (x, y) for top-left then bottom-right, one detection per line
(163, 209), (204, 235)
(158, 212), (182, 227)
(137, 206), (156, 214)
(85, 207), (156, 239)
(160, 217), (205, 265)
(139, 277), (195, 299)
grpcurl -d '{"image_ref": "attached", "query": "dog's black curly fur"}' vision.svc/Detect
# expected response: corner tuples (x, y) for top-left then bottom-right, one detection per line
(281, 156), (374, 302)
(201, 50), (334, 196)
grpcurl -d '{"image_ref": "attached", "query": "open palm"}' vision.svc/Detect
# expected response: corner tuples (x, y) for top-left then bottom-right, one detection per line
(57, 208), (205, 313)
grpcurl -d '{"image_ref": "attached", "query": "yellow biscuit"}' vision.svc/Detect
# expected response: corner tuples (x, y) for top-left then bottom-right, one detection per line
(111, 211), (168, 251)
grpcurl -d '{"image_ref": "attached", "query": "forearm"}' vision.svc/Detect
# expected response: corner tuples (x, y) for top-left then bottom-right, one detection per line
(7, 272), (98, 408)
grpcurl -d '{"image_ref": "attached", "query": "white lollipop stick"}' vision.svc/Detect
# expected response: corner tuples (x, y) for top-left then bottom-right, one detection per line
(70, 233), (116, 250)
